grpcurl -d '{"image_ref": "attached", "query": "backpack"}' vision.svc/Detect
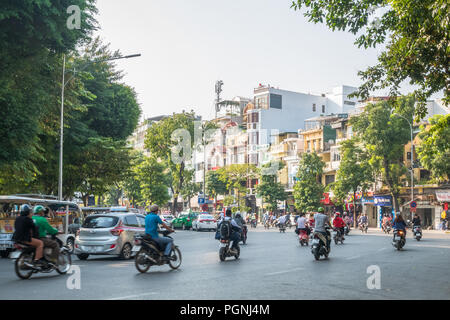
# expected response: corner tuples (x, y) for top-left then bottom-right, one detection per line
(219, 220), (232, 239)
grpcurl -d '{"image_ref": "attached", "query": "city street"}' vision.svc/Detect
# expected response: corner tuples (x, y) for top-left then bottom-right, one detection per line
(0, 227), (449, 300)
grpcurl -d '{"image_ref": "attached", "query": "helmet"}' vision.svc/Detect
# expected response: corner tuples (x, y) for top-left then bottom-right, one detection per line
(318, 207), (324, 213)
(33, 205), (45, 214)
(20, 204), (32, 216)
(225, 208), (232, 216)
(149, 204), (159, 213)
(235, 212), (241, 217)
(335, 212), (341, 216)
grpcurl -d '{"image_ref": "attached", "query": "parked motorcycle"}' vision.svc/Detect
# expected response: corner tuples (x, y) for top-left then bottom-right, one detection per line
(413, 226), (422, 241)
(333, 228), (344, 245)
(133, 230), (182, 273)
(218, 238), (240, 261)
(298, 229), (309, 246)
(311, 227), (331, 260)
(392, 229), (406, 250)
(13, 235), (72, 280)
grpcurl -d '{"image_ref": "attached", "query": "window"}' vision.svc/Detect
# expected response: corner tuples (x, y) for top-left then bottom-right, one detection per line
(82, 216), (119, 228)
(344, 100), (356, 106)
(270, 94), (282, 109)
(313, 104), (316, 112)
(137, 216), (146, 227)
(124, 215), (139, 227)
(322, 105), (325, 113)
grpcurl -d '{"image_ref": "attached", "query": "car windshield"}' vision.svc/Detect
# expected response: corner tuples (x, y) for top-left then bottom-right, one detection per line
(82, 216), (119, 228)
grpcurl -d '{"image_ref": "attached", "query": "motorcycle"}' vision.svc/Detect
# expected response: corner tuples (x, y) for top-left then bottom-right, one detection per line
(278, 222), (286, 233)
(359, 223), (368, 233)
(218, 238), (240, 261)
(250, 219), (257, 228)
(382, 223), (392, 234)
(413, 226), (422, 241)
(392, 229), (406, 250)
(311, 227), (331, 260)
(240, 225), (248, 244)
(298, 229), (309, 246)
(13, 235), (72, 280)
(286, 219), (292, 229)
(133, 230), (182, 273)
(344, 225), (350, 235)
(264, 220), (270, 229)
(333, 228), (344, 245)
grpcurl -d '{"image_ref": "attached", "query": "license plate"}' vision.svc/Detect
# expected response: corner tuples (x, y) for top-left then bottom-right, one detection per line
(132, 245), (141, 252)
(219, 243), (227, 248)
(10, 251), (20, 259)
(312, 239), (319, 245)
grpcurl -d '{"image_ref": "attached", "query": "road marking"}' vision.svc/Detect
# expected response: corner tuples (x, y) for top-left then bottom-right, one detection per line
(411, 244), (450, 249)
(377, 248), (387, 252)
(107, 292), (158, 300)
(265, 267), (303, 276)
(346, 255), (361, 260)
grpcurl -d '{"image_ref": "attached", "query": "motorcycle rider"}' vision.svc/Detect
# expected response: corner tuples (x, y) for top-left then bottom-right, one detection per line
(332, 212), (346, 240)
(393, 213), (407, 236)
(314, 207), (332, 253)
(32, 205), (60, 263)
(217, 208), (242, 254)
(234, 212), (247, 240)
(144, 204), (175, 262)
(358, 213), (368, 230)
(295, 213), (309, 235)
(412, 213), (421, 236)
(13, 204), (45, 267)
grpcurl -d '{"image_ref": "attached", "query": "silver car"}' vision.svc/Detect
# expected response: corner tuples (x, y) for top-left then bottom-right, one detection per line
(74, 212), (146, 260)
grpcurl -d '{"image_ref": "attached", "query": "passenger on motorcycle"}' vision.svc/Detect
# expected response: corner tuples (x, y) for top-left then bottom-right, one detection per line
(412, 214), (421, 228)
(12, 205), (46, 267)
(382, 215), (390, 229)
(278, 214), (287, 227)
(314, 207), (331, 253)
(295, 213), (310, 235)
(332, 212), (346, 240)
(217, 209), (242, 254)
(358, 213), (368, 227)
(32, 205), (60, 263)
(144, 204), (175, 262)
(393, 214), (407, 235)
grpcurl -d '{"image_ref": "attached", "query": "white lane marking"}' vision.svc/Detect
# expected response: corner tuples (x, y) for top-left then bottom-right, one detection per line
(107, 292), (158, 300)
(411, 244), (450, 249)
(265, 267), (304, 276)
(377, 248), (387, 252)
(346, 255), (361, 260)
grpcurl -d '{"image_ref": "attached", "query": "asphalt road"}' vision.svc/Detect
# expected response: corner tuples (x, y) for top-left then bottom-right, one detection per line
(0, 227), (449, 300)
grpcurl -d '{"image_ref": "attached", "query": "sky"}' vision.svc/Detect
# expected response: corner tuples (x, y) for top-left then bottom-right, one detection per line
(92, 0), (417, 121)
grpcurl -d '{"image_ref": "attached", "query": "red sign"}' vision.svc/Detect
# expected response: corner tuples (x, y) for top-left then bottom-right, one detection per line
(320, 193), (333, 205)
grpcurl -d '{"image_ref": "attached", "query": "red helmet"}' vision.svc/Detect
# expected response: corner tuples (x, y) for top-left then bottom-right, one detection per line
(335, 212), (341, 216)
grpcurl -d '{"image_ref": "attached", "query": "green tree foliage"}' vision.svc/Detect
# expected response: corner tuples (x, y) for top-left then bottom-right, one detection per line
(291, 0), (450, 118)
(135, 156), (170, 207)
(206, 170), (228, 202)
(351, 95), (415, 211)
(293, 152), (325, 213)
(256, 161), (287, 212)
(0, 0), (97, 190)
(417, 114), (450, 182)
(333, 138), (373, 226)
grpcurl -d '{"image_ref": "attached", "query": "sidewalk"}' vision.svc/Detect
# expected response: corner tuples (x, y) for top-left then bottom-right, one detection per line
(362, 227), (450, 239)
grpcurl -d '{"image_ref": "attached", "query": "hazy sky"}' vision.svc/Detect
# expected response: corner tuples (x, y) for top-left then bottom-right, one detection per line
(93, 0), (401, 121)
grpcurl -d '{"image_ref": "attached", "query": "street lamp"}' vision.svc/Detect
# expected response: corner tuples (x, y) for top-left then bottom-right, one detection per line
(58, 53), (141, 200)
(392, 113), (414, 218)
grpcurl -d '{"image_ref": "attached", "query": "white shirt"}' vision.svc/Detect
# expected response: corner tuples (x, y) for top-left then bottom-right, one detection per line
(297, 217), (307, 229)
(279, 215), (287, 224)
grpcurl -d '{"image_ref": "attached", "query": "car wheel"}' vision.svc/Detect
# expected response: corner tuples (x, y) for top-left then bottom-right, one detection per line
(77, 253), (89, 260)
(120, 243), (133, 260)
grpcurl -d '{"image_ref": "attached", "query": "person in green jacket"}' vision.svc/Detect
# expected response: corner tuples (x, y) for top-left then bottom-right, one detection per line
(32, 205), (60, 263)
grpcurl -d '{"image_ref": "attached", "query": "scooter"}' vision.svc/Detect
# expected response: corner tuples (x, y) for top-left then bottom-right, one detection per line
(311, 227), (331, 260)
(298, 229), (309, 246)
(344, 225), (350, 235)
(333, 228), (344, 245)
(13, 235), (72, 280)
(413, 226), (422, 241)
(133, 230), (182, 273)
(392, 229), (406, 250)
(218, 238), (240, 261)
(240, 225), (248, 244)
(359, 223), (368, 233)
(278, 222), (286, 233)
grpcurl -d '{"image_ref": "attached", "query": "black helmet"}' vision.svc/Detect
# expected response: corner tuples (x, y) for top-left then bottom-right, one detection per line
(20, 204), (31, 216)
(225, 208), (232, 216)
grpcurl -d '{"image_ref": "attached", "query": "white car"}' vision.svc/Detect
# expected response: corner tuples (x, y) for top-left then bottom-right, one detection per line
(192, 214), (217, 232)
(161, 214), (175, 226)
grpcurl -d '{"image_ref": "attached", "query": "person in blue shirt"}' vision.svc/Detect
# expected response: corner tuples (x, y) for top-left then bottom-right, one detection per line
(145, 204), (175, 261)
(392, 213), (407, 233)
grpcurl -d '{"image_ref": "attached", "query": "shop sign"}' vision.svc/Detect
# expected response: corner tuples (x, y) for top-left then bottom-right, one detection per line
(436, 190), (450, 202)
(374, 196), (392, 206)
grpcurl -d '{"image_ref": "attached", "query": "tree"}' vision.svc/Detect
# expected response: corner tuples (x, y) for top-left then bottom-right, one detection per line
(351, 95), (415, 212)
(256, 161), (288, 213)
(181, 179), (201, 210)
(417, 114), (450, 182)
(0, 0), (97, 191)
(293, 152), (325, 213)
(145, 112), (216, 214)
(135, 157), (170, 207)
(291, 0), (450, 118)
(218, 164), (259, 212)
(333, 138), (373, 227)
(206, 170), (228, 209)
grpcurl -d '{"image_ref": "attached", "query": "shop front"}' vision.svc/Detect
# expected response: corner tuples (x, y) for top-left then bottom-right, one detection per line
(374, 195), (394, 228)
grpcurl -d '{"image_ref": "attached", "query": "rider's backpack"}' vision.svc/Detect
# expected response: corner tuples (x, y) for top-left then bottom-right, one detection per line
(219, 220), (232, 239)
